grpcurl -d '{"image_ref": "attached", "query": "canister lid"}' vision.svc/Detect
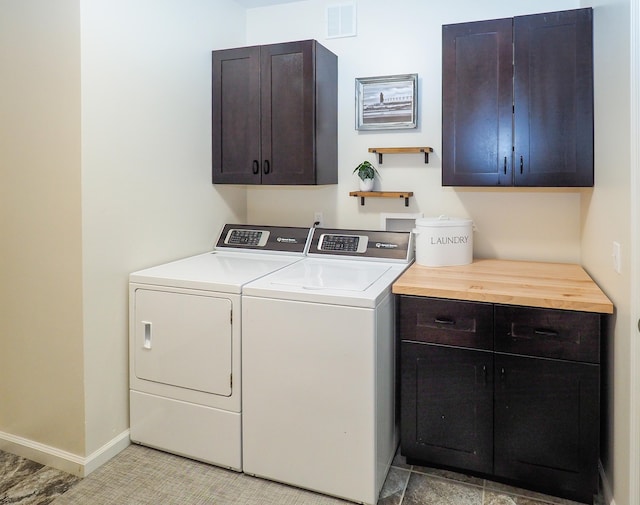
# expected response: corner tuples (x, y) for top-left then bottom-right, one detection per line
(415, 215), (473, 228)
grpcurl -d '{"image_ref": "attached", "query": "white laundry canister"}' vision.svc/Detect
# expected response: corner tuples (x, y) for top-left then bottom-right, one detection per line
(413, 216), (474, 267)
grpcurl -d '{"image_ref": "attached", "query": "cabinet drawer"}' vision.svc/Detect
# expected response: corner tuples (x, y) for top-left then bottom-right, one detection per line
(399, 296), (493, 350)
(494, 305), (600, 363)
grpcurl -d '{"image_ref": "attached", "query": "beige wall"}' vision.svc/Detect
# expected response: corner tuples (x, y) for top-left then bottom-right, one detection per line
(0, 0), (247, 473)
(79, 0), (247, 458)
(0, 0), (85, 456)
(581, 1), (634, 505)
(244, 0), (584, 264)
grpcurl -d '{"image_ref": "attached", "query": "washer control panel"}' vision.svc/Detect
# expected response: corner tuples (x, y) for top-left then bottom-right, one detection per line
(317, 234), (368, 253)
(310, 227), (413, 262)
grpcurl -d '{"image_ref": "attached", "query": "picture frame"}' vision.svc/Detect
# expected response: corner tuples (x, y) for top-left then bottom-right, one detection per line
(355, 73), (418, 130)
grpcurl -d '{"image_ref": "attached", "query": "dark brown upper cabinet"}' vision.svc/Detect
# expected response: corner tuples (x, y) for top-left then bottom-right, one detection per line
(212, 40), (337, 185)
(442, 9), (593, 187)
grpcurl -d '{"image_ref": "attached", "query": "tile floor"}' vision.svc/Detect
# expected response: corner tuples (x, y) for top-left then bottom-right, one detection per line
(2, 445), (600, 505)
(0, 450), (79, 505)
(378, 449), (596, 505)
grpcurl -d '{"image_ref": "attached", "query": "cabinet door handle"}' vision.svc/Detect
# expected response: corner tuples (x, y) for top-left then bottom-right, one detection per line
(263, 159), (271, 175)
(252, 160), (260, 175)
(503, 156), (507, 175)
(482, 365), (488, 385)
(534, 328), (559, 338)
(434, 317), (455, 325)
(520, 155), (524, 174)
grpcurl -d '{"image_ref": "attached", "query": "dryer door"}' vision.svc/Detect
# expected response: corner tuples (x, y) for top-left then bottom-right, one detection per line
(133, 288), (232, 397)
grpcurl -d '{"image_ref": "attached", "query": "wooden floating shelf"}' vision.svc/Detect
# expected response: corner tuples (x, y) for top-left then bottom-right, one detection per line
(349, 191), (414, 207)
(368, 147), (434, 164)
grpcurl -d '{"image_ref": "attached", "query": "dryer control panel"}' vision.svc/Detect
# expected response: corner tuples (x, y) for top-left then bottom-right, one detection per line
(215, 224), (310, 254)
(224, 228), (270, 247)
(310, 228), (413, 263)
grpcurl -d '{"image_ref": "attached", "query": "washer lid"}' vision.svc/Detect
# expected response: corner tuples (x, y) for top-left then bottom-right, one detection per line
(243, 258), (410, 307)
(270, 260), (392, 292)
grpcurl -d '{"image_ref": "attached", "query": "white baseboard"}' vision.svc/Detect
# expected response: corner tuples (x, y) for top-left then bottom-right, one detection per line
(83, 431), (131, 476)
(599, 460), (616, 505)
(0, 429), (130, 477)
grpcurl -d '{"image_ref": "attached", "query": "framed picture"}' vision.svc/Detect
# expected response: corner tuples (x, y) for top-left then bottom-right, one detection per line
(355, 73), (418, 130)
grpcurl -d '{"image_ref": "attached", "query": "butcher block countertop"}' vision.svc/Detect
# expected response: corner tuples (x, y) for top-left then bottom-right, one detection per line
(392, 259), (614, 314)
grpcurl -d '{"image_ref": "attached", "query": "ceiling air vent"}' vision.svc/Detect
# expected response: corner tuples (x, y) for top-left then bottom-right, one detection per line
(326, 2), (356, 39)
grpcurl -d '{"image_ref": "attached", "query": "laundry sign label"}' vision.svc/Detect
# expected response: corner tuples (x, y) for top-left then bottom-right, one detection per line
(414, 217), (473, 266)
(430, 235), (470, 245)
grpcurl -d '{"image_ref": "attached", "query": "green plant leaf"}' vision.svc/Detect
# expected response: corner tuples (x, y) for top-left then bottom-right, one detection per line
(353, 160), (380, 180)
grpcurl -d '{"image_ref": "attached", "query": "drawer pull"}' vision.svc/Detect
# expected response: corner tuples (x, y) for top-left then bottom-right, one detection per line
(534, 328), (559, 338)
(434, 318), (455, 325)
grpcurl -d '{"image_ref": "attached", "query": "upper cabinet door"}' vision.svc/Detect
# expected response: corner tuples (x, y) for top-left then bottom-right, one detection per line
(260, 41), (315, 185)
(442, 18), (513, 187)
(212, 46), (261, 184)
(514, 9), (594, 187)
(212, 40), (337, 186)
(442, 9), (594, 187)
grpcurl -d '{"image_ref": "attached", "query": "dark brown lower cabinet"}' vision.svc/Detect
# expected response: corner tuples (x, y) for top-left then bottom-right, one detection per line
(494, 354), (599, 503)
(401, 342), (493, 474)
(399, 295), (602, 504)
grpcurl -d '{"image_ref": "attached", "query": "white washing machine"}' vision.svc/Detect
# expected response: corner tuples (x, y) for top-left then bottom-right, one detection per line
(129, 224), (310, 471)
(241, 228), (413, 505)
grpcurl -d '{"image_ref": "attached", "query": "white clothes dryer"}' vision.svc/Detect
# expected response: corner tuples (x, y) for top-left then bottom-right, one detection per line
(129, 224), (310, 471)
(241, 228), (413, 504)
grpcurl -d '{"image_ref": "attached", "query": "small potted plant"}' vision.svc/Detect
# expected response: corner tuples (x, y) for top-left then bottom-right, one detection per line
(353, 160), (380, 191)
